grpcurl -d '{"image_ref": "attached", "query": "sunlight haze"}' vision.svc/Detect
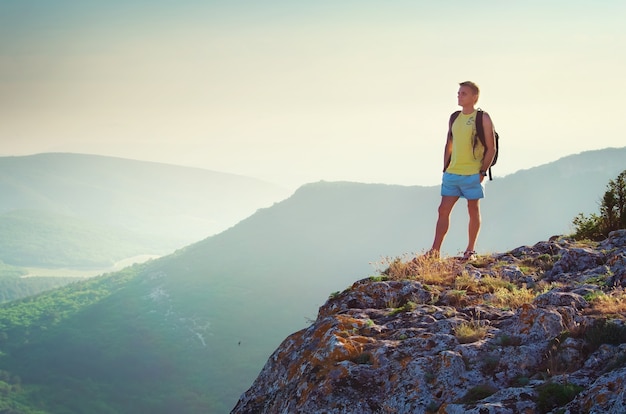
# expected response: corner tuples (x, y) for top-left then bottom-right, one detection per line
(1, 1), (624, 189)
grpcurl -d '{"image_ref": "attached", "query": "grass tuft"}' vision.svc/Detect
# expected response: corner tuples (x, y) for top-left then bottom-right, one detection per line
(454, 320), (488, 344)
(584, 288), (626, 316)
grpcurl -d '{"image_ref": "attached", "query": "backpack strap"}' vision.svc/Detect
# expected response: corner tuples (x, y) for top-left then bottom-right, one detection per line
(475, 109), (493, 181)
(448, 110), (461, 139)
(475, 109), (487, 150)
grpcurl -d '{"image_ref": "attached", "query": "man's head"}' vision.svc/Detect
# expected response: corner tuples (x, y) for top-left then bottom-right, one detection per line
(458, 81), (480, 106)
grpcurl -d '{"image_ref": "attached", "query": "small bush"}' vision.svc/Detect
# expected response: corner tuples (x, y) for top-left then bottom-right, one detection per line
(535, 382), (583, 413)
(352, 352), (373, 365)
(459, 384), (498, 403)
(583, 319), (626, 352)
(571, 213), (604, 241)
(572, 170), (626, 240)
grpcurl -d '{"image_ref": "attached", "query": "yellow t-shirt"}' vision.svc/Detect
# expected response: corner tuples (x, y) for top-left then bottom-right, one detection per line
(446, 110), (485, 175)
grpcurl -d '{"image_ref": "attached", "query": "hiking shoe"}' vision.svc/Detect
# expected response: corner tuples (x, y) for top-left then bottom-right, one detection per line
(460, 250), (477, 262)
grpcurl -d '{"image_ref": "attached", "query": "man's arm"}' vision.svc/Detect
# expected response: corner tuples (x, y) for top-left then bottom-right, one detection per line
(480, 113), (496, 173)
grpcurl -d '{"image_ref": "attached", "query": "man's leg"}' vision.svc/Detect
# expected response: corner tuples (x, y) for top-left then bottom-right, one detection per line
(466, 199), (481, 252)
(431, 195), (459, 253)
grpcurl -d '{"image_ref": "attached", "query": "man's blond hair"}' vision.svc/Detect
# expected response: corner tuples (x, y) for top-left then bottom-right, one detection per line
(459, 81), (480, 97)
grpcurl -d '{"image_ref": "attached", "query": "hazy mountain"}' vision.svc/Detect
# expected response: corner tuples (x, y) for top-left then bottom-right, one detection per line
(0, 209), (155, 268)
(0, 153), (290, 267)
(0, 147), (623, 413)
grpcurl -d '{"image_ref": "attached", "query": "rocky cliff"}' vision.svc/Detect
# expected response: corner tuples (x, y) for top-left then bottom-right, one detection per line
(232, 230), (626, 414)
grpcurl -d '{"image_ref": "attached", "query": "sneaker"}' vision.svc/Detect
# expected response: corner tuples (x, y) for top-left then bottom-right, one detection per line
(460, 250), (477, 262)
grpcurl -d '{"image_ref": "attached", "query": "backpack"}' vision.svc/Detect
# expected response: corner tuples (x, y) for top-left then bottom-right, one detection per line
(448, 108), (499, 180)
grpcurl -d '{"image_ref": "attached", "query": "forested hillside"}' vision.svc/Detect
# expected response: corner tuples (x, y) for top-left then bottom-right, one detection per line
(0, 260), (76, 303)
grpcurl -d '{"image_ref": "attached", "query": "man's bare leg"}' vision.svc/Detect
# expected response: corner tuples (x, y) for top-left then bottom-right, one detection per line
(466, 199), (481, 253)
(431, 195), (459, 254)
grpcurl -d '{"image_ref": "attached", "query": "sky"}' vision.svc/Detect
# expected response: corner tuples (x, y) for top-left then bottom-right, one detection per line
(1, 0), (625, 190)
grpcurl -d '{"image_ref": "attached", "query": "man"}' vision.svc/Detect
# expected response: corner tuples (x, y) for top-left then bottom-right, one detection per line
(429, 81), (496, 261)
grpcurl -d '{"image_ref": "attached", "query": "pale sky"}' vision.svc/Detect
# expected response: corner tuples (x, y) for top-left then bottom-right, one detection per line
(1, 1), (625, 190)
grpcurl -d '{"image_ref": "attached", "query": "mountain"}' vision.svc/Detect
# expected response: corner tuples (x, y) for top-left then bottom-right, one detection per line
(233, 230), (626, 413)
(0, 209), (154, 268)
(0, 147), (623, 413)
(0, 153), (290, 267)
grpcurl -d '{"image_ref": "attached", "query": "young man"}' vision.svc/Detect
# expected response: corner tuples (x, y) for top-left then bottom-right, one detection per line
(429, 81), (496, 261)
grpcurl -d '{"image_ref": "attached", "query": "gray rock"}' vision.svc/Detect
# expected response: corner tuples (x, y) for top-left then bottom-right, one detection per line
(232, 233), (626, 414)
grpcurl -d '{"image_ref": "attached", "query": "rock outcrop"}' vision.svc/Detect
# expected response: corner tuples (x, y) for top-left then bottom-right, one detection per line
(233, 230), (626, 414)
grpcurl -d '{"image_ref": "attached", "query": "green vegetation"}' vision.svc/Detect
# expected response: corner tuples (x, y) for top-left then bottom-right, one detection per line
(329, 291), (341, 299)
(0, 259), (100, 304)
(459, 384), (498, 404)
(572, 170), (626, 240)
(388, 301), (417, 316)
(0, 266), (143, 412)
(0, 259), (77, 304)
(535, 382), (583, 414)
(581, 319), (626, 352)
(0, 260), (245, 413)
(0, 275), (77, 304)
(0, 246), (308, 413)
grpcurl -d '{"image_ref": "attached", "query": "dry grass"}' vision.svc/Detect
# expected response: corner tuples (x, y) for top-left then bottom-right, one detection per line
(489, 286), (537, 309)
(454, 273), (479, 292)
(480, 275), (515, 293)
(454, 320), (488, 344)
(370, 255), (550, 309)
(585, 288), (626, 316)
(379, 253), (459, 285)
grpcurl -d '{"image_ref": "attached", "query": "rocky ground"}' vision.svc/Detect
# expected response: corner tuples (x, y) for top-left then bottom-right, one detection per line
(232, 230), (626, 414)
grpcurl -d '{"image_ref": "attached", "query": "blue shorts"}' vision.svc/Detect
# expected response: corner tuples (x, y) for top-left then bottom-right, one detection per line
(441, 172), (485, 200)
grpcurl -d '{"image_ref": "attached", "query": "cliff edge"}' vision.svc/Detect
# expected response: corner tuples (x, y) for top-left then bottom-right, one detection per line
(233, 230), (626, 414)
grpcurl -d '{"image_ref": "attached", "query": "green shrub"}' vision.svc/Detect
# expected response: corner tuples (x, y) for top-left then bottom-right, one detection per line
(536, 382), (583, 413)
(583, 319), (626, 352)
(459, 384), (498, 403)
(352, 352), (373, 365)
(572, 170), (626, 240)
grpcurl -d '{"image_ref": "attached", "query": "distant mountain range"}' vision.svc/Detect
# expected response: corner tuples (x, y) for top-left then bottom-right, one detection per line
(0, 147), (623, 413)
(0, 153), (290, 268)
